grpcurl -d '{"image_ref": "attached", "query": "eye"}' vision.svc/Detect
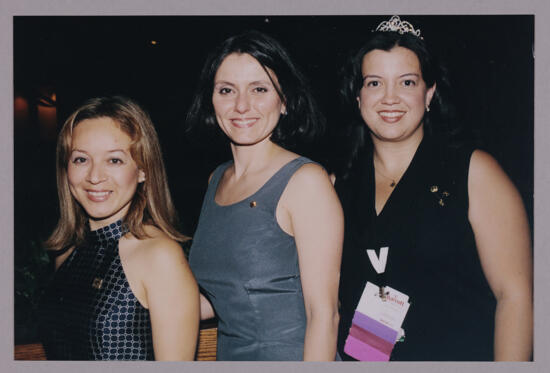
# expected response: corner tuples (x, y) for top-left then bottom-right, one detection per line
(109, 158), (124, 165)
(218, 87), (233, 95)
(402, 79), (417, 87)
(365, 80), (380, 88)
(71, 156), (87, 164)
(253, 86), (268, 93)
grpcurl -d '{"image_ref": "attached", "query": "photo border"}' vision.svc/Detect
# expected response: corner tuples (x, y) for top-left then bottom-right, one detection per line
(2, 0), (548, 372)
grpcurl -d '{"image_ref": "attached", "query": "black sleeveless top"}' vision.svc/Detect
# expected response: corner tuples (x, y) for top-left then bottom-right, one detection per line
(335, 136), (496, 361)
(189, 157), (313, 361)
(38, 220), (154, 360)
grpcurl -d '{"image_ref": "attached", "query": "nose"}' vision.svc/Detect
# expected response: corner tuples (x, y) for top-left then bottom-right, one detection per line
(86, 161), (106, 184)
(235, 92), (250, 113)
(382, 85), (400, 105)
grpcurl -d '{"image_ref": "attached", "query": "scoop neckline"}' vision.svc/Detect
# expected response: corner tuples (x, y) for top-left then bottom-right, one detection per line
(213, 156), (303, 208)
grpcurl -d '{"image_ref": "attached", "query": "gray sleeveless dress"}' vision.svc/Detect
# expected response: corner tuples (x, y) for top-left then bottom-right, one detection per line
(189, 157), (313, 361)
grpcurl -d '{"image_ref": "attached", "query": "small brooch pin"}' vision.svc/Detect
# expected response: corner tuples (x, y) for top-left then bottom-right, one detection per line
(250, 201), (257, 208)
(430, 185), (450, 207)
(92, 277), (103, 290)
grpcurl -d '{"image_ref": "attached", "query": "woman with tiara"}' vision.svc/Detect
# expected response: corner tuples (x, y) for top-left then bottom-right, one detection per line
(335, 16), (532, 361)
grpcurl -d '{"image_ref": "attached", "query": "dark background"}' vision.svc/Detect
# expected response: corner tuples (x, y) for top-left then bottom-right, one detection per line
(13, 15), (534, 343)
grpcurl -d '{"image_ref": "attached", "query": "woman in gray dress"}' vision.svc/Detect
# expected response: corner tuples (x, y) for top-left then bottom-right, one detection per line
(186, 31), (343, 361)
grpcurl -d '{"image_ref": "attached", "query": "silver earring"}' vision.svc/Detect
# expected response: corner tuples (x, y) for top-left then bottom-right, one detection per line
(426, 105), (430, 112)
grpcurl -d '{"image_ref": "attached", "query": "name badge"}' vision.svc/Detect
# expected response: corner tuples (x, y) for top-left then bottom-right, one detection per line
(358, 281), (410, 331)
(344, 281), (411, 361)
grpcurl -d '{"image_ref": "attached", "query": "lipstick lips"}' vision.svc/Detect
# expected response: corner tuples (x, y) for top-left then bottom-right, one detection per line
(378, 110), (405, 123)
(230, 117), (259, 128)
(86, 190), (112, 202)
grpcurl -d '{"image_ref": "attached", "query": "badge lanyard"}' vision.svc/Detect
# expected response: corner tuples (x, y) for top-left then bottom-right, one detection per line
(343, 154), (411, 361)
(366, 246), (389, 299)
(367, 199), (389, 299)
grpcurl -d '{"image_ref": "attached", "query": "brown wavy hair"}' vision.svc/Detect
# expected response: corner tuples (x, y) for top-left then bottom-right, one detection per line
(45, 96), (186, 251)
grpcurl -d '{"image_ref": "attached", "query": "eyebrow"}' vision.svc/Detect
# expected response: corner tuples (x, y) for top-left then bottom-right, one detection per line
(363, 73), (420, 81)
(71, 149), (128, 154)
(213, 80), (235, 87)
(399, 73), (420, 78)
(249, 80), (272, 86)
(363, 74), (382, 80)
(214, 80), (272, 87)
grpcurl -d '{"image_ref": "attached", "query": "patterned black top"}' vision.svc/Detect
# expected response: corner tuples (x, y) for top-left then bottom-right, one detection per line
(39, 220), (154, 360)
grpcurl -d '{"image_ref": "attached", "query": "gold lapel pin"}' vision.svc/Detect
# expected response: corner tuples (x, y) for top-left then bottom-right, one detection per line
(92, 277), (103, 290)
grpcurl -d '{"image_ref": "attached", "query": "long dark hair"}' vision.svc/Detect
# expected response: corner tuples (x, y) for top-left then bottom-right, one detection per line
(186, 30), (325, 151)
(338, 29), (460, 178)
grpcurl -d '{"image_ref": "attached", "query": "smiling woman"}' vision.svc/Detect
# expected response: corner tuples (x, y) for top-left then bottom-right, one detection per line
(358, 47), (436, 146)
(335, 16), (533, 361)
(212, 53), (287, 146)
(185, 31), (343, 361)
(38, 96), (199, 360)
(67, 117), (146, 230)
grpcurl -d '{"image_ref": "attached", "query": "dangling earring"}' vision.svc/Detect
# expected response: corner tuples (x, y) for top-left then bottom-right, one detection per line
(425, 105), (430, 112)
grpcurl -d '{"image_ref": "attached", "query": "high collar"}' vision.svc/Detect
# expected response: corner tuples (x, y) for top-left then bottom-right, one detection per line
(88, 219), (128, 246)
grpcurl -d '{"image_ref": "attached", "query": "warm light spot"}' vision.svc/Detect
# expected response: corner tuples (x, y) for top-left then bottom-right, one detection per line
(150, 40), (158, 45)
(14, 96), (30, 123)
(38, 105), (57, 140)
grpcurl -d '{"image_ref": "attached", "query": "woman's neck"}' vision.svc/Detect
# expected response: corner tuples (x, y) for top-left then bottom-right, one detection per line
(229, 137), (284, 179)
(371, 131), (424, 177)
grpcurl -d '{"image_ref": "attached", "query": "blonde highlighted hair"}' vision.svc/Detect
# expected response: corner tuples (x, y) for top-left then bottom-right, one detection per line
(46, 96), (186, 251)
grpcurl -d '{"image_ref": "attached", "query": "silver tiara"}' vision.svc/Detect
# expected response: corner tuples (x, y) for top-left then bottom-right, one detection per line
(374, 15), (423, 39)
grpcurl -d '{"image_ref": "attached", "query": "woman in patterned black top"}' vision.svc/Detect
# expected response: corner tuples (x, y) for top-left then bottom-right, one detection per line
(39, 96), (199, 360)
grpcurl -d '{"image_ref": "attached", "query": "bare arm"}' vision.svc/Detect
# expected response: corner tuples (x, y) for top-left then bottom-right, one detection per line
(281, 163), (344, 361)
(468, 150), (533, 361)
(198, 170), (217, 321)
(199, 293), (215, 320)
(143, 239), (200, 361)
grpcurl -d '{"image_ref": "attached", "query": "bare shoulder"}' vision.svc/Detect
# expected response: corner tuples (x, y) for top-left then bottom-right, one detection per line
(469, 149), (514, 188)
(468, 149), (525, 218)
(126, 226), (187, 265)
(470, 149), (503, 175)
(288, 162), (331, 188)
(283, 162), (336, 206)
